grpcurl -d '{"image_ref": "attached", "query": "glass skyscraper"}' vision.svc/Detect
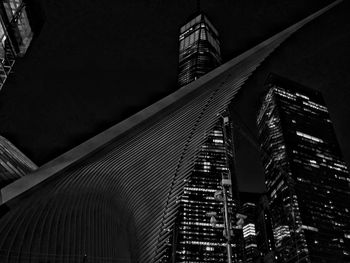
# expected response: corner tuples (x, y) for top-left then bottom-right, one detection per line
(240, 196), (260, 263)
(257, 74), (350, 262)
(157, 13), (244, 263)
(0, 135), (37, 188)
(0, 0), (33, 90)
(178, 13), (221, 87)
(163, 116), (242, 263)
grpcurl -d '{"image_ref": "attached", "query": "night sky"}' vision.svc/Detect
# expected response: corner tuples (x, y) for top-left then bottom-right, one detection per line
(0, 0), (349, 192)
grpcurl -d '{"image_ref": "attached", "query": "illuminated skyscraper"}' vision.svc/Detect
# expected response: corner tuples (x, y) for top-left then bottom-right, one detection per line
(157, 13), (243, 262)
(240, 193), (261, 263)
(0, 135), (37, 188)
(178, 13), (221, 87)
(257, 74), (350, 262)
(162, 115), (243, 263)
(0, 0), (33, 90)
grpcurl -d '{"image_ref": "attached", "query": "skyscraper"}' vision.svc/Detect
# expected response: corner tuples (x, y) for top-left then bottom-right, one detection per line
(0, 0), (33, 90)
(178, 13), (221, 87)
(0, 135), (37, 188)
(240, 192), (261, 263)
(0, 2), (340, 262)
(257, 73), (350, 262)
(161, 115), (243, 263)
(155, 13), (245, 263)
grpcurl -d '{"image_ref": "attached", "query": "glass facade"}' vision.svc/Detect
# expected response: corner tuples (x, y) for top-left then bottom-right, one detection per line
(257, 74), (350, 263)
(163, 116), (242, 263)
(155, 13), (243, 263)
(241, 201), (260, 263)
(178, 13), (221, 87)
(0, 0), (33, 90)
(0, 135), (37, 188)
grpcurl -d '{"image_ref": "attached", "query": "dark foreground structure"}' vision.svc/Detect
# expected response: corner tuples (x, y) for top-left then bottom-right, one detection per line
(0, 0), (33, 90)
(0, 136), (37, 189)
(0, 1), (342, 262)
(257, 74), (350, 262)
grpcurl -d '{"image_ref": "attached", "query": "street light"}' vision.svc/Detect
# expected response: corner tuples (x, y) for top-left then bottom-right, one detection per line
(207, 183), (246, 263)
(206, 115), (247, 263)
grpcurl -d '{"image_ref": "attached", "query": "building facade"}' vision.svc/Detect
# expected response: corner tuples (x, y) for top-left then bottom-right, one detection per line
(257, 74), (350, 262)
(158, 13), (243, 262)
(240, 194), (260, 263)
(0, 0), (33, 90)
(0, 135), (37, 188)
(178, 13), (221, 87)
(165, 116), (242, 262)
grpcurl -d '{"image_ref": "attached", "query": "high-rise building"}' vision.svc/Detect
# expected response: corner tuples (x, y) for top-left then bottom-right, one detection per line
(0, 135), (37, 188)
(155, 13), (245, 263)
(257, 73), (350, 262)
(0, 0), (33, 90)
(178, 13), (221, 87)
(240, 193), (260, 263)
(162, 115), (243, 263)
(0, 2), (340, 262)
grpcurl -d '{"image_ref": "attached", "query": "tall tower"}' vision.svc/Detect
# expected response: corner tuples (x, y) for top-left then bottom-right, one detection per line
(239, 192), (261, 263)
(164, 115), (242, 263)
(0, 135), (37, 188)
(158, 12), (243, 263)
(0, 0), (33, 90)
(257, 74), (350, 262)
(178, 13), (221, 87)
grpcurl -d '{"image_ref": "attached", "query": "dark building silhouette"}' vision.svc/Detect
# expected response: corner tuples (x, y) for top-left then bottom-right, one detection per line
(257, 73), (350, 262)
(0, 135), (37, 188)
(256, 195), (276, 263)
(0, 2), (341, 262)
(178, 13), (221, 87)
(0, 0), (33, 90)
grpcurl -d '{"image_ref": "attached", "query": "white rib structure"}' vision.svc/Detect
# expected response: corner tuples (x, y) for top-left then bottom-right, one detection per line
(0, 1), (342, 262)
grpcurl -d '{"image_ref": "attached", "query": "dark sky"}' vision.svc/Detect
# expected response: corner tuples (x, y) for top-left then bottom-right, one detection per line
(0, 0), (349, 192)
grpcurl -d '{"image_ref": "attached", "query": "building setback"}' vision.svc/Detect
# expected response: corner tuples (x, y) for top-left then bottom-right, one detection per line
(0, 135), (37, 188)
(257, 74), (350, 262)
